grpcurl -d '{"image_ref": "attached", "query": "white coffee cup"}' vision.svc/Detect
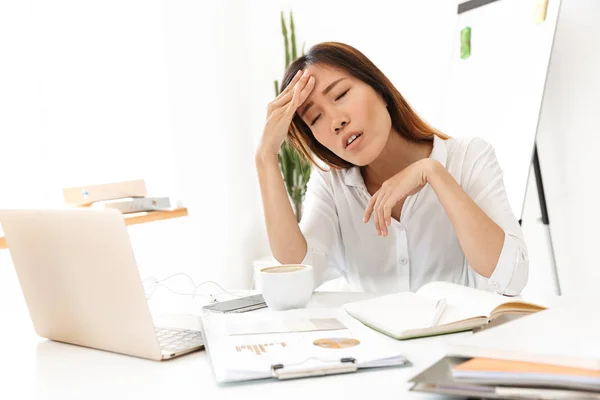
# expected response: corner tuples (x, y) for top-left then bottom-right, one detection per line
(259, 264), (314, 311)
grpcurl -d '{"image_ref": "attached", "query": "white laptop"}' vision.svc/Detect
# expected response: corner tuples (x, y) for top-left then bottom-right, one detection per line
(0, 208), (203, 361)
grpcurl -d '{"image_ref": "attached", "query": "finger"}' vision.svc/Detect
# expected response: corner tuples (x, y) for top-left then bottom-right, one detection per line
(383, 200), (394, 236)
(373, 192), (386, 236)
(364, 193), (378, 223)
(280, 70), (303, 96)
(386, 201), (393, 228)
(291, 71), (312, 108)
(287, 73), (312, 115)
(378, 198), (388, 236)
(268, 89), (293, 111)
(266, 105), (287, 122)
(386, 195), (399, 228)
(377, 193), (392, 236)
(298, 76), (316, 106)
(286, 79), (302, 114)
(269, 71), (304, 112)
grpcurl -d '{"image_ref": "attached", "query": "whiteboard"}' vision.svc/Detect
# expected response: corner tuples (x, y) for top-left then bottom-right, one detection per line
(438, 0), (561, 218)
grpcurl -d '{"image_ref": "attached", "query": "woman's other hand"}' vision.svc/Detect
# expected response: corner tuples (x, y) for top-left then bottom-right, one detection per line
(364, 159), (441, 236)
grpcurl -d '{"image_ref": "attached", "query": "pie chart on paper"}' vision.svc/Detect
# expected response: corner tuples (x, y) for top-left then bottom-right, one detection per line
(313, 338), (360, 349)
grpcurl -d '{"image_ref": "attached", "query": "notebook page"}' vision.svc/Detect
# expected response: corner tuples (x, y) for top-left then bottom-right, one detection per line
(416, 281), (512, 318)
(343, 292), (440, 334)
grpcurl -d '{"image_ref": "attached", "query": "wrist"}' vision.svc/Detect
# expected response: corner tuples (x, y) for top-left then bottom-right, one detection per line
(255, 150), (279, 168)
(423, 159), (445, 183)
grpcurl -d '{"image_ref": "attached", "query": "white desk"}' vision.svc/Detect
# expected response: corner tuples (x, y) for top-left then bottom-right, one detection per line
(0, 254), (461, 400)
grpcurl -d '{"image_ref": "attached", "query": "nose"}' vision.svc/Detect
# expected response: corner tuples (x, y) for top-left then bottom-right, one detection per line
(332, 117), (349, 134)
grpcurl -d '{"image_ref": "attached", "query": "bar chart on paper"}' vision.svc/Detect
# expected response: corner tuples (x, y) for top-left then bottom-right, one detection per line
(235, 342), (287, 356)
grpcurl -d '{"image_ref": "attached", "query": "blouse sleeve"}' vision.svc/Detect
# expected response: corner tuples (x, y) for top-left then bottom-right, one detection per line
(463, 138), (529, 295)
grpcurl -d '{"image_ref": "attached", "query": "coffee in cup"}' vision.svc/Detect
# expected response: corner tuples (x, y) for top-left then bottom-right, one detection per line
(261, 265), (306, 273)
(259, 264), (313, 311)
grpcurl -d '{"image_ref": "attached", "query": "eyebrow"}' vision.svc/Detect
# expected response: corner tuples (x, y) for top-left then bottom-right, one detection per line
(300, 77), (347, 117)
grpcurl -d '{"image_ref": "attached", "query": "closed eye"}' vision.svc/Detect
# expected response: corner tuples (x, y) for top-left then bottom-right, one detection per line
(336, 89), (349, 101)
(310, 89), (350, 126)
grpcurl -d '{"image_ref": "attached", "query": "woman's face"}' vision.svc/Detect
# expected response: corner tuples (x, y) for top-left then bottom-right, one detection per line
(297, 64), (392, 166)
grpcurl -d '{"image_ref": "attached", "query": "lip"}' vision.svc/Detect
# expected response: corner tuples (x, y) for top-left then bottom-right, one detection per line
(342, 131), (363, 149)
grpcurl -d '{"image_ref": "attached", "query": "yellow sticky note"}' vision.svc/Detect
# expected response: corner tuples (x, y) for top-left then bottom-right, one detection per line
(534, 0), (549, 24)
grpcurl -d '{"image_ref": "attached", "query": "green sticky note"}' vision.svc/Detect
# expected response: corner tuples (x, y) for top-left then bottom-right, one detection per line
(460, 27), (471, 60)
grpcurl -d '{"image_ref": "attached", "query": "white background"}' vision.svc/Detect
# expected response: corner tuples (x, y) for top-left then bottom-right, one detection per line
(0, 0), (455, 293)
(439, 0), (560, 219)
(1, 0), (593, 305)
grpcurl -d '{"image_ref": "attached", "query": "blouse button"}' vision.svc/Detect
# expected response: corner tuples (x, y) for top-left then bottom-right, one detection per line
(400, 258), (408, 265)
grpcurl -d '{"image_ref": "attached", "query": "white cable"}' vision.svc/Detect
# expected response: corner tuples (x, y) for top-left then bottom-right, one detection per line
(142, 272), (248, 302)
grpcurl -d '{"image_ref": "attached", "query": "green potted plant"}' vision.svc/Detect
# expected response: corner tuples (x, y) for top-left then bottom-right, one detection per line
(274, 11), (312, 222)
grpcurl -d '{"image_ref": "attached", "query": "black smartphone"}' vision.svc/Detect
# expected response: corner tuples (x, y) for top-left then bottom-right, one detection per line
(202, 294), (267, 313)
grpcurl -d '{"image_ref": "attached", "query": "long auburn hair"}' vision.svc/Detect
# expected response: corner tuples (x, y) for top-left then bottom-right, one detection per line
(280, 42), (449, 170)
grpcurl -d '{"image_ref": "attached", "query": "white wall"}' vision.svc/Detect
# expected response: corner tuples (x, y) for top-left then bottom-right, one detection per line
(439, 0), (561, 218)
(0, 1), (177, 203)
(2, 0), (560, 303)
(1, 0), (458, 294)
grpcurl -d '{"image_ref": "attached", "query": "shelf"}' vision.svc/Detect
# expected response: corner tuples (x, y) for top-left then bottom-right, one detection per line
(0, 208), (188, 250)
(123, 207), (188, 226)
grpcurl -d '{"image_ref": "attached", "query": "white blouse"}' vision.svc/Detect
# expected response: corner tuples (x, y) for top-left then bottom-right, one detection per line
(298, 135), (528, 295)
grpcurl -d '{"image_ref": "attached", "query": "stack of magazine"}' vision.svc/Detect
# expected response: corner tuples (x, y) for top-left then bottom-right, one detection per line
(409, 303), (600, 399)
(410, 356), (600, 399)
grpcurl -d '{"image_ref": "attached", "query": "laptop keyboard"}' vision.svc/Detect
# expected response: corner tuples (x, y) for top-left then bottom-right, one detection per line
(155, 327), (203, 353)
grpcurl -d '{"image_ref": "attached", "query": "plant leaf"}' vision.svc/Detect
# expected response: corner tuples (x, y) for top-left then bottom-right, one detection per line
(281, 11), (290, 68)
(290, 12), (297, 61)
(280, 142), (294, 198)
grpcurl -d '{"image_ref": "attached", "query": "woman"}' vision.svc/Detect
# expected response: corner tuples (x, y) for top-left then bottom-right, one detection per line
(255, 42), (527, 295)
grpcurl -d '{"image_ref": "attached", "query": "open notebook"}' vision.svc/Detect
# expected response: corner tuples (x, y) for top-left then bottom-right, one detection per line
(343, 281), (546, 340)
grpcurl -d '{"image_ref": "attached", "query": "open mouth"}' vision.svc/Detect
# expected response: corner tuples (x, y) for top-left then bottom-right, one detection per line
(346, 133), (363, 149)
